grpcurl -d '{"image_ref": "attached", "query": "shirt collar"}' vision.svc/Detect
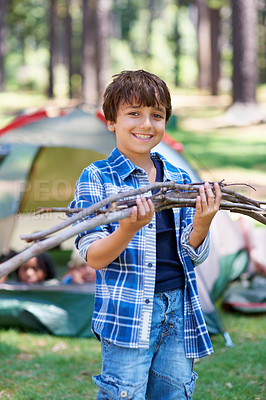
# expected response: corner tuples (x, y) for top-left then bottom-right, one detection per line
(151, 152), (172, 181)
(108, 148), (140, 180)
(107, 148), (172, 182)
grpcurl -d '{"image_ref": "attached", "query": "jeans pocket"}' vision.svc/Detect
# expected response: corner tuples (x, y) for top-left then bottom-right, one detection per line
(184, 371), (198, 399)
(93, 374), (142, 400)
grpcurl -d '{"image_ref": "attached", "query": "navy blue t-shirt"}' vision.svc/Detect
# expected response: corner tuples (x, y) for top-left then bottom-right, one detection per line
(152, 158), (185, 293)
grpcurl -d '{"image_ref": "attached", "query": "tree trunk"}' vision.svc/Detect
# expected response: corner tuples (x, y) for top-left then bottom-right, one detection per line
(96, 0), (111, 105)
(232, 0), (258, 103)
(66, 0), (73, 98)
(258, 5), (266, 85)
(0, 0), (8, 91)
(48, 0), (56, 98)
(196, 0), (211, 90)
(209, 7), (221, 96)
(173, 7), (180, 87)
(223, 0), (266, 125)
(82, 0), (98, 105)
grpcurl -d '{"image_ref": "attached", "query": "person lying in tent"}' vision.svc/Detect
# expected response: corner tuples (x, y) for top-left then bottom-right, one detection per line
(61, 248), (96, 284)
(15, 252), (58, 285)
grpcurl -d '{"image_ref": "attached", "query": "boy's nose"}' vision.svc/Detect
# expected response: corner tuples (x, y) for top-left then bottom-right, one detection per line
(139, 116), (152, 129)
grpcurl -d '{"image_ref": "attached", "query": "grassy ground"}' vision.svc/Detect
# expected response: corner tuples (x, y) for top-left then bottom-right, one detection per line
(0, 308), (265, 400)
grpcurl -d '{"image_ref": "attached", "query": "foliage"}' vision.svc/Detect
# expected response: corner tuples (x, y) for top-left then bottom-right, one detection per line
(207, 0), (226, 9)
(5, 0), (49, 92)
(110, 1), (198, 86)
(111, 0), (143, 41)
(8, 0), (49, 43)
(2, 0), (265, 97)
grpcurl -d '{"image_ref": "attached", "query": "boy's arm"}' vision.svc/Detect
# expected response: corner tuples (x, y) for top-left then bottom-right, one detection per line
(86, 196), (154, 269)
(189, 182), (221, 250)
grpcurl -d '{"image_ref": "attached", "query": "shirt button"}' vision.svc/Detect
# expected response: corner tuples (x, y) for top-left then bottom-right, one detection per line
(148, 263), (152, 268)
(145, 299), (150, 304)
(148, 223), (153, 229)
(120, 391), (127, 398)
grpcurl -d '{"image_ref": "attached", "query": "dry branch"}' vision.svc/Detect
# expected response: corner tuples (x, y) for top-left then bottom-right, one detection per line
(0, 181), (265, 278)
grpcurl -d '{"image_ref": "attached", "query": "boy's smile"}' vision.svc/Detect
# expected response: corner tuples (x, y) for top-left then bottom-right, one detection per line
(107, 101), (166, 166)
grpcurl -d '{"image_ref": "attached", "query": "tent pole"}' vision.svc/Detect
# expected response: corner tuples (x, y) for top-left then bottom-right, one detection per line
(223, 331), (234, 348)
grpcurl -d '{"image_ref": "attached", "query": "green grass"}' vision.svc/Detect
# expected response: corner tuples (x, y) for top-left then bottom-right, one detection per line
(0, 330), (100, 399)
(0, 309), (265, 400)
(0, 91), (48, 127)
(194, 311), (265, 400)
(171, 127), (266, 172)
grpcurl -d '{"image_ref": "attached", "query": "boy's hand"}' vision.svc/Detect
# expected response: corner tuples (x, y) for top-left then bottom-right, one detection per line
(189, 182), (221, 249)
(119, 196), (154, 235)
(87, 196), (154, 270)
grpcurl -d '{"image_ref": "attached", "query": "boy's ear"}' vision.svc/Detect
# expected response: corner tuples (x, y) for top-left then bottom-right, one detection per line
(106, 120), (116, 132)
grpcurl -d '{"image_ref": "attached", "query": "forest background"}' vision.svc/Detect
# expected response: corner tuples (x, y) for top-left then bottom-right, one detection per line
(0, 0), (265, 113)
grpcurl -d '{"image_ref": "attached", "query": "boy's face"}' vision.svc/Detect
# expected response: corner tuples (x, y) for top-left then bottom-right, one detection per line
(107, 101), (166, 161)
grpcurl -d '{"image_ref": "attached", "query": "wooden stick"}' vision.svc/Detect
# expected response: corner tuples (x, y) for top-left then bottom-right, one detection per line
(0, 180), (265, 278)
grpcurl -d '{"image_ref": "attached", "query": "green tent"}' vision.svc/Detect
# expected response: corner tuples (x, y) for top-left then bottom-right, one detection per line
(0, 282), (95, 337)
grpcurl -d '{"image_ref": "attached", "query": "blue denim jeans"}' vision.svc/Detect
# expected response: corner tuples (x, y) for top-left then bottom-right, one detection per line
(93, 288), (198, 399)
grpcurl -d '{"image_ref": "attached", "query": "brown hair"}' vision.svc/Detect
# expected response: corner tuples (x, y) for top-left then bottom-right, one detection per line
(103, 70), (172, 123)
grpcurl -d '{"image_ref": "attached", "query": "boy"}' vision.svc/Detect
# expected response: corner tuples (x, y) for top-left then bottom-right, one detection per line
(69, 70), (221, 399)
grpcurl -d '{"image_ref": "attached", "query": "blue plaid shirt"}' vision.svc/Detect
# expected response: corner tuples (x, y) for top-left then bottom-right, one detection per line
(69, 148), (213, 358)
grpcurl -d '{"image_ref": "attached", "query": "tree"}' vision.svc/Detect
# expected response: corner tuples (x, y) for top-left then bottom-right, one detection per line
(81, 0), (98, 105)
(196, 0), (211, 89)
(145, 0), (157, 59)
(0, 0), (8, 91)
(48, 0), (56, 98)
(81, 0), (111, 106)
(232, 0), (257, 104)
(66, 0), (73, 98)
(209, 6), (221, 95)
(95, 0), (112, 104)
(257, 1), (266, 85)
(225, 0), (266, 125)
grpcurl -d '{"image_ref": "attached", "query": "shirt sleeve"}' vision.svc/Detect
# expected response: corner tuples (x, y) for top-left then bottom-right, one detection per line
(78, 231), (109, 261)
(68, 165), (110, 251)
(174, 168), (210, 266)
(180, 222), (210, 266)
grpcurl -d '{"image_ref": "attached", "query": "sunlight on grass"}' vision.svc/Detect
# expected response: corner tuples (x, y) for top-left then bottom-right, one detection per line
(0, 92), (48, 129)
(172, 128), (266, 172)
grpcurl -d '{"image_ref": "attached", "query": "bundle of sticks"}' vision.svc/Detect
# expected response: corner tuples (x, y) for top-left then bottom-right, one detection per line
(0, 180), (265, 278)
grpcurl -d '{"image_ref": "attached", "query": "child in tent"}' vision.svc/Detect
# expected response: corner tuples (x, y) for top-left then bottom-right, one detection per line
(16, 252), (57, 285)
(69, 70), (221, 399)
(61, 248), (96, 284)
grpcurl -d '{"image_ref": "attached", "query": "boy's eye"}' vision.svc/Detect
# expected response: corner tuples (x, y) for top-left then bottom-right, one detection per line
(153, 113), (164, 119)
(128, 111), (139, 116)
